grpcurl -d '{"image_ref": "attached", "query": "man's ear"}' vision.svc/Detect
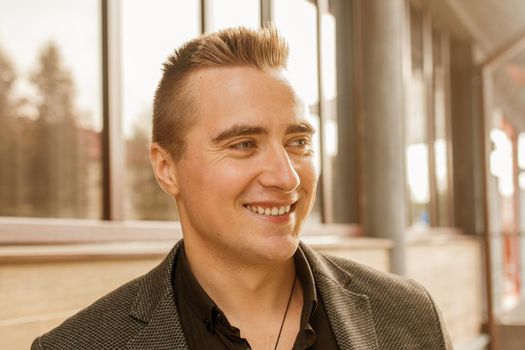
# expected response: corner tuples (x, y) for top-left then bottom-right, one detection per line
(150, 143), (180, 196)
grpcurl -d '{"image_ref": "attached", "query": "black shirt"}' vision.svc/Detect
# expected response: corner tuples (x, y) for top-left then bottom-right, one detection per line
(173, 243), (339, 349)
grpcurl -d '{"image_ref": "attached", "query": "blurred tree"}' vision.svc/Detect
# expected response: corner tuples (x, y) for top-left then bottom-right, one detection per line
(28, 42), (88, 217)
(127, 110), (178, 220)
(0, 47), (20, 215)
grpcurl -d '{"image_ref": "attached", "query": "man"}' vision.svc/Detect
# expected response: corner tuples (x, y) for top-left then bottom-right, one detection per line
(32, 27), (452, 350)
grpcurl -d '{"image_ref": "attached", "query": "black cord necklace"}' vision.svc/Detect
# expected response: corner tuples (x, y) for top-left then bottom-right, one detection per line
(273, 276), (297, 350)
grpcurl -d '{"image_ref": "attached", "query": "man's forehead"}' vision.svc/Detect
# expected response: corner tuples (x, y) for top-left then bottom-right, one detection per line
(185, 65), (296, 96)
(183, 65), (311, 126)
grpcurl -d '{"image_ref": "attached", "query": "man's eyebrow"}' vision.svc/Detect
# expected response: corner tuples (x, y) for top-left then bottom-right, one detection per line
(286, 122), (316, 135)
(212, 124), (267, 143)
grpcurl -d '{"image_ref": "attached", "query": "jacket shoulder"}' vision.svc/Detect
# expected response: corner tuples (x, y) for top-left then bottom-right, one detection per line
(32, 242), (182, 350)
(319, 252), (438, 315)
(33, 276), (145, 350)
(321, 253), (418, 292)
(319, 253), (452, 349)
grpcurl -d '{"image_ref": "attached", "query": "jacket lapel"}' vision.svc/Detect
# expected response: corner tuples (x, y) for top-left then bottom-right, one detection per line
(301, 243), (379, 350)
(127, 241), (189, 350)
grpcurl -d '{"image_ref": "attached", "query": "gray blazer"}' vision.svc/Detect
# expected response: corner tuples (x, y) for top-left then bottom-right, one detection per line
(32, 241), (453, 349)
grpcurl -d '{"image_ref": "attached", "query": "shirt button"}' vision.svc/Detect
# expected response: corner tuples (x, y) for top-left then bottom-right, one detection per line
(212, 307), (222, 321)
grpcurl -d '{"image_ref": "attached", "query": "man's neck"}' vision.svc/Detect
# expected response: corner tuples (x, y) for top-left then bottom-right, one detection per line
(182, 239), (298, 320)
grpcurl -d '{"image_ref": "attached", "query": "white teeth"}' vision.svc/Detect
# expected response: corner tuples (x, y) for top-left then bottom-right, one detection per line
(245, 204), (293, 216)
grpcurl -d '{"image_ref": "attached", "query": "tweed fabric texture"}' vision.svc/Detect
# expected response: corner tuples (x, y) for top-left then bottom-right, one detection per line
(301, 246), (453, 350)
(32, 240), (452, 349)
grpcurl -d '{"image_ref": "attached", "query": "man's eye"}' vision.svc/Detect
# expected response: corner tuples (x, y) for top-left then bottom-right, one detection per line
(287, 137), (314, 155)
(230, 140), (255, 151)
(289, 138), (311, 148)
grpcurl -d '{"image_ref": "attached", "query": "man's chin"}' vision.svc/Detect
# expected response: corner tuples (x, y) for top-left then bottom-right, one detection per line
(255, 235), (300, 262)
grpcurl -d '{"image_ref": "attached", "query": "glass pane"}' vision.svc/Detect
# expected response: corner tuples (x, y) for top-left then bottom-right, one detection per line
(406, 4), (430, 227)
(207, 0), (260, 32)
(273, 0), (321, 223)
(0, 0), (102, 218)
(519, 133), (525, 170)
(273, 0), (319, 107)
(519, 133), (525, 234)
(122, 0), (200, 220)
(483, 14), (525, 316)
(309, 114), (322, 223)
(432, 30), (450, 226)
(321, 6), (337, 102)
(410, 5), (424, 71)
(322, 1), (347, 223)
(488, 115), (520, 310)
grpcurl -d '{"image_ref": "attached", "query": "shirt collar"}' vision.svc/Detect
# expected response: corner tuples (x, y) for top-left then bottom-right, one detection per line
(295, 243), (319, 328)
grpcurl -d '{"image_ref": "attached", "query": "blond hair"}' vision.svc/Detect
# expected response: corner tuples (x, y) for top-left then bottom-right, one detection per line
(152, 26), (289, 160)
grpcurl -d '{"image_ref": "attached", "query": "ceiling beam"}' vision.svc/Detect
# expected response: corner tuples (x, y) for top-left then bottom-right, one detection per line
(442, 0), (492, 53)
(482, 30), (525, 70)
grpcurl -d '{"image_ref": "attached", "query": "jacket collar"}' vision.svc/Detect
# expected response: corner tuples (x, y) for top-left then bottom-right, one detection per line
(127, 240), (189, 350)
(300, 242), (379, 350)
(126, 240), (378, 350)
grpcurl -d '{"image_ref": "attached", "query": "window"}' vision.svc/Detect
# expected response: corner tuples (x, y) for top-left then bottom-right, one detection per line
(406, 4), (453, 229)
(489, 117), (520, 310)
(0, 0), (102, 219)
(320, 0), (347, 223)
(431, 29), (451, 227)
(486, 43), (525, 314)
(518, 132), (525, 232)
(0, 0), (352, 232)
(406, 5), (430, 227)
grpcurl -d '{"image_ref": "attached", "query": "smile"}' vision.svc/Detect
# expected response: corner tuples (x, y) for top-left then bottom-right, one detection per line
(243, 204), (293, 217)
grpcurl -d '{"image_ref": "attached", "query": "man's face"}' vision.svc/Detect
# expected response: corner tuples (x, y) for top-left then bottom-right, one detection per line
(172, 66), (318, 264)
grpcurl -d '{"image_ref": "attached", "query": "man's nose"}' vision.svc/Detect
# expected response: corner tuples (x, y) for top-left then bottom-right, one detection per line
(258, 145), (300, 192)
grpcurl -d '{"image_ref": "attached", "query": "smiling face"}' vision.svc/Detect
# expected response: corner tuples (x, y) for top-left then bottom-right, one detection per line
(165, 66), (318, 264)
